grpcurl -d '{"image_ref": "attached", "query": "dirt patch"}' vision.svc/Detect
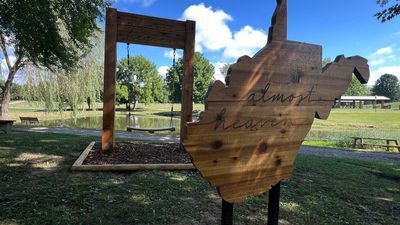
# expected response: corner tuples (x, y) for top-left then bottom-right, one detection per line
(83, 142), (192, 165)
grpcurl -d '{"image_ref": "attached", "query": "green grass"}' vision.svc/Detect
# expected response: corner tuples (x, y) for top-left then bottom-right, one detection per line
(0, 132), (399, 224)
(306, 108), (400, 150)
(6, 101), (400, 150)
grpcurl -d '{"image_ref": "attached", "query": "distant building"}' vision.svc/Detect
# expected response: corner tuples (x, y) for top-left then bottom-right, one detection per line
(335, 96), (391, 109)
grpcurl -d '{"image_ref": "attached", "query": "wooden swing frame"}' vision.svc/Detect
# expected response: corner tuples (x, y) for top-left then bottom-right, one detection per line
(101, 8), (195, 151)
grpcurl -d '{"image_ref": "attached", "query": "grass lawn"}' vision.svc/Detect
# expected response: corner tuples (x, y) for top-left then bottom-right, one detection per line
(5, 101), (400, 150)
(0, 132), (399, 224)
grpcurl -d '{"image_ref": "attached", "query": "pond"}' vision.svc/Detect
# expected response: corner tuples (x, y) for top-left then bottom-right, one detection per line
(41, 115), (182, 133)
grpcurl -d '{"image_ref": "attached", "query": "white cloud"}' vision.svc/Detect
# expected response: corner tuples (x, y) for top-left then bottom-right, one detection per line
(181, 4), (268, 59)
(213, 62), (227, 82)
(371, 46), (393, 57)
(368, 45), (399, 85)
(370, 66), (400, 85)
(158, 66), (169, 78)
(370, 58), (386, 66)
(119, 0), (156, 7)
(223, 25), (268, 59)
(181, 3), (233, 51)
(163, 50), (182, 60)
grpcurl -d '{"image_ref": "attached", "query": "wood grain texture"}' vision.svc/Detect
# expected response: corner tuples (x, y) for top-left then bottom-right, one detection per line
(183, 0), (370, 203)
(102, 8), (118, 152)
(180, 21), (196, 141)
(72, 164), (195, 171)
(116, 11), (186, 49)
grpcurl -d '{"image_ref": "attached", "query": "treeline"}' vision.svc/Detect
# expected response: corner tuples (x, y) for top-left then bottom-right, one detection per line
(13, 46), (215, 114)
(115, 52), (214, 110)
(323, 58), (399, 100)
(343, 74), (400, 101)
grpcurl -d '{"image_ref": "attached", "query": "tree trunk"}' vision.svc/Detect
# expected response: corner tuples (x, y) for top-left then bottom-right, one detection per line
(0, 73), (14, 120)
(0, 34), (24, 119)
(0, 78), (11, 120)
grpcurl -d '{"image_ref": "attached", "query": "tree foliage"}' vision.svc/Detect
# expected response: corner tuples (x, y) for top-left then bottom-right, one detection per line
(0, 0), (109, 70)
(376, 0), (400, 22)
(166, 52), (214, 103)
(0, 0), (109, 118)
(372, 74), (400, 101)
(322, 58), (332, 67)
(220, 63), (230, 79)
(117, 56), (167, 107)
(344, 75), (369, 96)
(23, 34), (104, 116)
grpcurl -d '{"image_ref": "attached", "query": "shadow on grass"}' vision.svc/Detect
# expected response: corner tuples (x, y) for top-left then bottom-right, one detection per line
(1, 132), (400, 225)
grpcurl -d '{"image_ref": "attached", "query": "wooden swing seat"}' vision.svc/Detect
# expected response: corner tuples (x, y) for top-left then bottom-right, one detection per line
(126, 126), (176, 134)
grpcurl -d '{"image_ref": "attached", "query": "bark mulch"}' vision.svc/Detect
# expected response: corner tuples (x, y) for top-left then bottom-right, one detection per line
(83, 142), (193, 165)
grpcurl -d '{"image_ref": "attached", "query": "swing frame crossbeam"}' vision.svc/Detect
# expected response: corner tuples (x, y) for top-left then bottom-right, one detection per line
(102, 8), (195, 151)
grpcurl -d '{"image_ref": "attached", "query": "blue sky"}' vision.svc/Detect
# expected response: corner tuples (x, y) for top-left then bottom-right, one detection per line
(111, 0), (400, 85)
(1, 0), (399, 85)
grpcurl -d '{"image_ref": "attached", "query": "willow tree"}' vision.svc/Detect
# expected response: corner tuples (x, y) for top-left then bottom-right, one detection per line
(24, 34), (104, 116)
(0, 0), (109, 119)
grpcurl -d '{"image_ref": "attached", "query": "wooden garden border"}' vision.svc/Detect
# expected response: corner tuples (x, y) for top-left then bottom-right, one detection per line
(71, 142), (195, 171)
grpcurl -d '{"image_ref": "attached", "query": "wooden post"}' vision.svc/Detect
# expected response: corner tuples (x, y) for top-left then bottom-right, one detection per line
(102, 8), (118, 151)
(267, 182), (281, 225)
(180, 21), (196, 143)
(221, 199), (233, 225)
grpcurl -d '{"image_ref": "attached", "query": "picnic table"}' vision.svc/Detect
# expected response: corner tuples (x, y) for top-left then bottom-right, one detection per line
(0, 120), (16, 133)
(352, 137), (400, 152)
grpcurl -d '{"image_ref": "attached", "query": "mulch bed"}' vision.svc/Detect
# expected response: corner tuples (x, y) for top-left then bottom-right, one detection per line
(83, 142), (193, 165)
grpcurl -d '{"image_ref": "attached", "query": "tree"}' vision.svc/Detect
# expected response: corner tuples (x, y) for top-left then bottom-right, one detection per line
(322, 58), (332, 67)
(376, 0), (400, 22)
(116, 84), (129, 107)
(0, 0), (109, 119)
(23, 34), (104, 116)
(166, 52), (214, 103)
(117, 56), (166, 109)
(344, 75), (369, 96)
(220, 63), (230, 79)
(372, 74), (400, 101)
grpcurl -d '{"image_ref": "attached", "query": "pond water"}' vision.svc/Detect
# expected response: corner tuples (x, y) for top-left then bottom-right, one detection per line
(42, 115), (182, 133)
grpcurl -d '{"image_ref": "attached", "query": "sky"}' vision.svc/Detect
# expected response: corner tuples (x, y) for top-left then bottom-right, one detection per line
(1, 0), (400, 85)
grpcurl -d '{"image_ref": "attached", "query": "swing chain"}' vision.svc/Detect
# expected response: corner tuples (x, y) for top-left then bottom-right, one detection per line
(170, 48), (176, 127)
(127, 43), (130, 66)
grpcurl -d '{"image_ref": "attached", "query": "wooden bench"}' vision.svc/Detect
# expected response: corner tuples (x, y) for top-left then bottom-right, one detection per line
(0, 120), (16, 133)
(20, 116), (40, 125)
(352, 137), (400, 152)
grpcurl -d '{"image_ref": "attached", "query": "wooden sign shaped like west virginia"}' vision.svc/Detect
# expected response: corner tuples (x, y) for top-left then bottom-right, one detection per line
(183, 0), (370, 203)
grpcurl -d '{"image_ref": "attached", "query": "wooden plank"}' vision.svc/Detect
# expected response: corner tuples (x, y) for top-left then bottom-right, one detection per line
(72, 164), (195, 171)
(72, 141), (96, 167)
(127, 126), (175, 133)
(183, 0), (370, 203)
(117, 11), (186, 49)
(180, 21), (196, 142)
(102, 8), (118, 152)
